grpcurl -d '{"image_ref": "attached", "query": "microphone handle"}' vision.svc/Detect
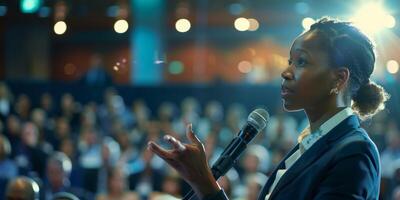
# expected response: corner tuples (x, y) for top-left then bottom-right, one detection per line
(182, 138), (248, 200)
(182, 124), (257, 200)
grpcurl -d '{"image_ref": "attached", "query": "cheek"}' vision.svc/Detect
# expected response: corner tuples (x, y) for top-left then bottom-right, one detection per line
(297, 70), (331, 101)
(284, 68), (331, 110)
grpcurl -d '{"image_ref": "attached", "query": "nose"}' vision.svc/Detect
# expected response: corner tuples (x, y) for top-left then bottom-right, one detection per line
(281, 65), (294, 80)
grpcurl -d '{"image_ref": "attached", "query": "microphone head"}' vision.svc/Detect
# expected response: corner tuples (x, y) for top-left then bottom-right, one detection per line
(247, 108), (269, 132)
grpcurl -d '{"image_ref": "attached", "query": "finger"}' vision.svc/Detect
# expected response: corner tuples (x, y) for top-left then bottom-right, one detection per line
(164, 135), (186, 151)
(147, 141), (173, 159)
(186, 123), (201, 146)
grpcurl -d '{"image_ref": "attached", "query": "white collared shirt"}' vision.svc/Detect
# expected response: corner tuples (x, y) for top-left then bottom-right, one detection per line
(265, 107), (354, 199)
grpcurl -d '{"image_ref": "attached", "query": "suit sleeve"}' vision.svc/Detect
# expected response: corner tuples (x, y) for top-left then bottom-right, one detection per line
(313, 142), (380, 200)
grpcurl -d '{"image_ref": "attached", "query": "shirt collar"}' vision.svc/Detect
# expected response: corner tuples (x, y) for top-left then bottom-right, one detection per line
(299, 107), (354, 151)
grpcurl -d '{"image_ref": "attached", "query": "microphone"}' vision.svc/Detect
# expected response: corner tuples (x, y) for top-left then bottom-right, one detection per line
(183, 108), (269, 200)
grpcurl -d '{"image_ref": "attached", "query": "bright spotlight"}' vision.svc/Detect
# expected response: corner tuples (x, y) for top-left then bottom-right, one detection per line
(248, 18), (259, 31)
(387, 60), (399, 74)
(238, 61), (252, 73)
(351, 3), (395, 35)
(175, 18), (191, 33)
(302, 17), (315, 30)
(234, 17), (250, 31)
(20, 0), (41, 13)
(384, 15), (396, 28)
(54, 21), (67, 35)
(114, 19), (129, 33)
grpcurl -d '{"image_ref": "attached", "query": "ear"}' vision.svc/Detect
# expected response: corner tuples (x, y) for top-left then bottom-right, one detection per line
(333, 67), (350, 90)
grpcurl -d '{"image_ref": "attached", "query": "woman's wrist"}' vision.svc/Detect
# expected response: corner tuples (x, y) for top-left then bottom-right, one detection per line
(190, 169), (221, 199)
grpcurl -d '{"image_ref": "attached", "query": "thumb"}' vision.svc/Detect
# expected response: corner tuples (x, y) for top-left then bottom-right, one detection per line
(186, 123), (201, 146)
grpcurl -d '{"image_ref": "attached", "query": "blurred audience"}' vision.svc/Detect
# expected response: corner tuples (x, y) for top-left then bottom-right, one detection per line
(0, 82), (398, 200)
(0, 134), (18, 197)
(0, 82), (13, 122)
(96, 167), (138, 200)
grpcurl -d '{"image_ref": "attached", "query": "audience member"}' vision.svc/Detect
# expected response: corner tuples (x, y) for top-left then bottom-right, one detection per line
(43, 152), (93, 200)
(5, 176), (39, 200)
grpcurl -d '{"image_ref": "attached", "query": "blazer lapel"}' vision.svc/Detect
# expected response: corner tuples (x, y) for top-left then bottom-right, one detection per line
(267, 115), (360, 199)
(258, 144), (299, 200)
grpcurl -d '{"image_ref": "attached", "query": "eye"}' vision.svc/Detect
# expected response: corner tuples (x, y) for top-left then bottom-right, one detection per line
(288, 58), (307, 67)
(295, 58), (307, 67)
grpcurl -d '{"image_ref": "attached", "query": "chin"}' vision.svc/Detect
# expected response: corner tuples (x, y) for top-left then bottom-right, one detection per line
(282, 100), (303, 112)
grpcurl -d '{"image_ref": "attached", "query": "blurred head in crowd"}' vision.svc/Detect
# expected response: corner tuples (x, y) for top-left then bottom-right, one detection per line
(15, 94), (31, 120)
(115, 131), (131, 152)
(6, 176), (39, 200)
(132, 99), (150, 126)
(386, 120), (400, 148)
(161, 173), (181, 197)
(158, 102), (176, 123)
(107, 94), (126, 118)
(60, 139), (75, 160)
(21, 122), (39, 147)
(225, 103), (247, 132)
(0, 82), (13, 100)
(103, 87), (117, 106)
(147, 121), (161, 142)
(46, 152), (72, 190)
(80, 106), (97, 130)
(0, 134), (11, 160)
(245, 173), (268, 200)
(101, 137), (121, 166)
(181, 97), (200, 121)
(107, 167), (127, 195)
(56, 117), (71, 140)
(31, 108), (46, 130)
(243, 144), (270, 174)
(40, 93), (54, 112)
(393, 186), (400, 200)
(6, 115), (21, 137)
(204, 101), (224, 123)
(80, 127), (98, 146)
(60, 93), (76, 115)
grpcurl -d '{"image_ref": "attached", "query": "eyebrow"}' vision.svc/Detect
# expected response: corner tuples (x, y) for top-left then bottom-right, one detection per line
(290, 48), (312, 59)
(292, 48), (312, 59)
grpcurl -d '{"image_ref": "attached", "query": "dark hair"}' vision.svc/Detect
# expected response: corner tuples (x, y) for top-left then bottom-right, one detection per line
(309, 17), (389, 119)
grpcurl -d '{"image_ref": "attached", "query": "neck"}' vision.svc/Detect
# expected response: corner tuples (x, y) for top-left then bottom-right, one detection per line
(306, 106), (346, 133)
(305, 92), (349, 132)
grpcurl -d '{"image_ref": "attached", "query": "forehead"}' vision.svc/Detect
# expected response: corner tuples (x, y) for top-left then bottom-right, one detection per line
(290, 31), (329, 56)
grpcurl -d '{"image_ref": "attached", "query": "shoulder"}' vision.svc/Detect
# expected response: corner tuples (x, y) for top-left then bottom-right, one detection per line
(331, 128), (380, 166)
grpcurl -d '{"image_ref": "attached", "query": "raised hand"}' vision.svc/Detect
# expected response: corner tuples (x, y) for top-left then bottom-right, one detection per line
(147, 124), (221, 198)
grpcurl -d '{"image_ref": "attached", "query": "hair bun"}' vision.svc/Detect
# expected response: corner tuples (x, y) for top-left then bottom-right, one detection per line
(352, 81), (390, 119)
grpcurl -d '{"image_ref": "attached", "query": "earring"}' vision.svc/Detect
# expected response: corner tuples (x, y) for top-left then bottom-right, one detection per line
(330, 88), (339, 95)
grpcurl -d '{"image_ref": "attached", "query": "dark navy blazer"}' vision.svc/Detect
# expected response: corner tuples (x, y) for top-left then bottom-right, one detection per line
(257, 115), (381, 200)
